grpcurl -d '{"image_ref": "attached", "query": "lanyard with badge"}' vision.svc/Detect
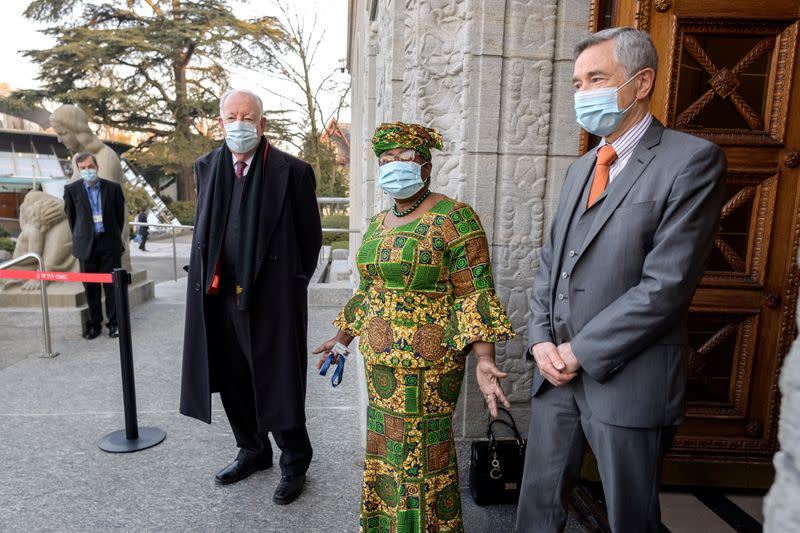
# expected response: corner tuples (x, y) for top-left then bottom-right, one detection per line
(319, 342), (350, 387)
(89, 186), (103, 225)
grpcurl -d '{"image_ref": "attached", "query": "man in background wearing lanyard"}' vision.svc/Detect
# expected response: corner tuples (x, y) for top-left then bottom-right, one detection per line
(64, 152), (127, 340)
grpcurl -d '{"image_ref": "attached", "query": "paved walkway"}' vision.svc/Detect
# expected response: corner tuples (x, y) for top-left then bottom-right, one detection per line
(0, 278), (363, 532)
(0, 276), (520, 532)
(1, 257), (762, 532)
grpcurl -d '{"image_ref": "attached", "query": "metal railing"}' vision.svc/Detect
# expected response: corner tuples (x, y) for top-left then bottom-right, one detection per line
(0, 252), (57, 358)
(131, 222), (194, 282)
(317, 197), (358, 234)
(128, 198), (358, 282)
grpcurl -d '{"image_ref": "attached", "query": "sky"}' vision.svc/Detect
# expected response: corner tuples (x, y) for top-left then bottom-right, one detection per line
(0, 0), (351, 131)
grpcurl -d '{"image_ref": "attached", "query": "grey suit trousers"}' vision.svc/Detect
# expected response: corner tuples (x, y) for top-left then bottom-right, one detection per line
(514, 375), (675, 533)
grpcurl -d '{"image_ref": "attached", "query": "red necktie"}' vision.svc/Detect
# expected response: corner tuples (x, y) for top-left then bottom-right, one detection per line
(235, 160), (247, 179)
(587, 145), (618, 207)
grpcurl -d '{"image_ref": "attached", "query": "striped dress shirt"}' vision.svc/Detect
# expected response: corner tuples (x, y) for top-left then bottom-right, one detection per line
(599, 112), (653, 182)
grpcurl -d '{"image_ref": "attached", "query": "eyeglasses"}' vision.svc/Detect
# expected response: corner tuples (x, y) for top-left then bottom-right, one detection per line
(378, 149), (419, 166)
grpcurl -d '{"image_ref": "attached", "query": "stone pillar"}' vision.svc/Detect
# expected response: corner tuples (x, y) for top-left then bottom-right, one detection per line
(348, 0), (590, 477)
(764, 257), (800, 530)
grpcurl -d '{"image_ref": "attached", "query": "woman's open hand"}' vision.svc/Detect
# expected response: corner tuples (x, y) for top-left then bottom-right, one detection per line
(313, 337), (340, 368)
(476, 356), (511, 417)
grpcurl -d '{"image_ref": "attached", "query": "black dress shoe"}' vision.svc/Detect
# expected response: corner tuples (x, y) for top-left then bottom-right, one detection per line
(273, 474), (305, 505)
(108, 326), (119, 338)
(83, 327), (101, 340)
(214, 451), (272, 485)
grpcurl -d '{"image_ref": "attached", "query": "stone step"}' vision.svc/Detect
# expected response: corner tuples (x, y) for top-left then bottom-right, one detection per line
(308, 283), (353, 307)
(0, 278), (154, 330)
(0, 270), (151, 308)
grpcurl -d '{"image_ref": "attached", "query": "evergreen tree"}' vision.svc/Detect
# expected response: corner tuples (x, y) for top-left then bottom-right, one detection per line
(6, 0), (284, 200)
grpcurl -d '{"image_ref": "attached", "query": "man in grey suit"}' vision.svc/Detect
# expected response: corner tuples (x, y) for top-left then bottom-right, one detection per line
(515, 28), (726, 532)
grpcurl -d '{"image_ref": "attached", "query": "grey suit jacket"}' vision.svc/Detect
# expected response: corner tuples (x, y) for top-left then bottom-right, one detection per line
(527, 119), (726, 428)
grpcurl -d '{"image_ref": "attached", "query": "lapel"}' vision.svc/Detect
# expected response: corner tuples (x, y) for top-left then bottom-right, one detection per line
(98, 179), (113, 225)
(76, 180), (94, 221)
(253, 145), (290, 279)
(196, 150), (220, 249)
(550, 153), (595, 291)
(579, 120), (664, 255)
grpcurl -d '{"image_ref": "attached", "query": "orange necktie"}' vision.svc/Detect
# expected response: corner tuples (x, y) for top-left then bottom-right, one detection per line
(587, 145), (618, 207)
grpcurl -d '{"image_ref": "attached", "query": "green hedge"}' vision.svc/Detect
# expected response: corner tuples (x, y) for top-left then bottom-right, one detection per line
(321, 213), (349, 248)
(169, 201), (197, 225)
(321, 214), (349, 229)
(0, 237), (15, 253)
(123, 183), (153, 216)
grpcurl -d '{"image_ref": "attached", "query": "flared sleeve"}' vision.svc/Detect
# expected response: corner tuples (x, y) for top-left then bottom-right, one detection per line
(334, 274), (372, 337)
(442, 204), (514, 351)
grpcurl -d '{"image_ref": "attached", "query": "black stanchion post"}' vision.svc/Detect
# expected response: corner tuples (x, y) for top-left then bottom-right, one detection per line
(115, 267), (139, 440)
(98, 268), (166, 453)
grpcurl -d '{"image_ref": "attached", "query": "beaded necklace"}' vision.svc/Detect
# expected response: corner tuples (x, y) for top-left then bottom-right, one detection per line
(392, 189), (431, 217)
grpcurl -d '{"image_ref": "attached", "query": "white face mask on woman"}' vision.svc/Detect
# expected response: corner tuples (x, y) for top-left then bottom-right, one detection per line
(378, 161), (426, 200)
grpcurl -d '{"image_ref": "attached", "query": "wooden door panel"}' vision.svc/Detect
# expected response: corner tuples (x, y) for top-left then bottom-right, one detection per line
(685, 310), (759, 415)
(703, 172), (777, 287)
(661, 20), (798, 146)
(648, 0), (799, 22)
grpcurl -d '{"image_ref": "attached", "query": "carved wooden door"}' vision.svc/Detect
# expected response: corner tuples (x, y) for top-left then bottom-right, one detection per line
(608, 0), (800, 483)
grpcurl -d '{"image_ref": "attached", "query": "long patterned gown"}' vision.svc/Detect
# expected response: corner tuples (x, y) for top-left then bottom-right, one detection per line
(334, 197), (514, 533)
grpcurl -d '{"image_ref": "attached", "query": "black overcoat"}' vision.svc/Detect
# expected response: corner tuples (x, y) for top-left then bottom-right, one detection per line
(179, 144), (322, 431)
(63, 178), (126, 261)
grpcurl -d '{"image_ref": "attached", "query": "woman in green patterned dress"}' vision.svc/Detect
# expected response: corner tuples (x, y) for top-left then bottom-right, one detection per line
(314, 122), (514, 533)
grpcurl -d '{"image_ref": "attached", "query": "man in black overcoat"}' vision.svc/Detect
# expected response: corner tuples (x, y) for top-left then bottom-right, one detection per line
(180, 89), (322, 505)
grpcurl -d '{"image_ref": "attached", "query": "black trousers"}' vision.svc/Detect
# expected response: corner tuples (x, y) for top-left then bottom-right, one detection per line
(138, 233), (148, 250)
(215, 288), (312, 477)
(80, 235), (121, 330)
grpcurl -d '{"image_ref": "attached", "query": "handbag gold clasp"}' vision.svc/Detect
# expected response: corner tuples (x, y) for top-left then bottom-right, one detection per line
(489, 450), (502, 479)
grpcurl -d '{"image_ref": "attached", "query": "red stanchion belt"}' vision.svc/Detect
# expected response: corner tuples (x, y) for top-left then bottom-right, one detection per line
(0, 269), (113, 284)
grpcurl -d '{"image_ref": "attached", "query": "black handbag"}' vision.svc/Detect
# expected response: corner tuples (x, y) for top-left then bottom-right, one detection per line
(468, 407), (527, 505)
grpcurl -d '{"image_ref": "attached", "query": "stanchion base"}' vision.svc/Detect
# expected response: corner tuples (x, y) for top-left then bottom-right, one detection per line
(98, 427), (166, 453)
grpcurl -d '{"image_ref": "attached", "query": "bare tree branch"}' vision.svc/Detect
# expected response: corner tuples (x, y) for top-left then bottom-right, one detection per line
(141, 0), (163, 17)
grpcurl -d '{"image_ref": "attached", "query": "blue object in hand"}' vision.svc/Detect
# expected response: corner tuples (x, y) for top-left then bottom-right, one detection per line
(319, 352), (345, 387)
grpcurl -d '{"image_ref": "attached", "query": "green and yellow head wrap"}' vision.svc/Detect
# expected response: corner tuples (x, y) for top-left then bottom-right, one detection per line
(371, 121), (444, 161)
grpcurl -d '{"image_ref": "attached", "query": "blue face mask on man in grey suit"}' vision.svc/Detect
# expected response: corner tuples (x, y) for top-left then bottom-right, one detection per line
(574, 72), (641, 137)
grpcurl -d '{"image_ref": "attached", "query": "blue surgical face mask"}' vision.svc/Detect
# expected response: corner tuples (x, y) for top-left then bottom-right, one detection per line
(80, 169), (98, 182)
(378, 161), (426, 200)
(224, 120), (260, 153)
(574, 73), (640, 137)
